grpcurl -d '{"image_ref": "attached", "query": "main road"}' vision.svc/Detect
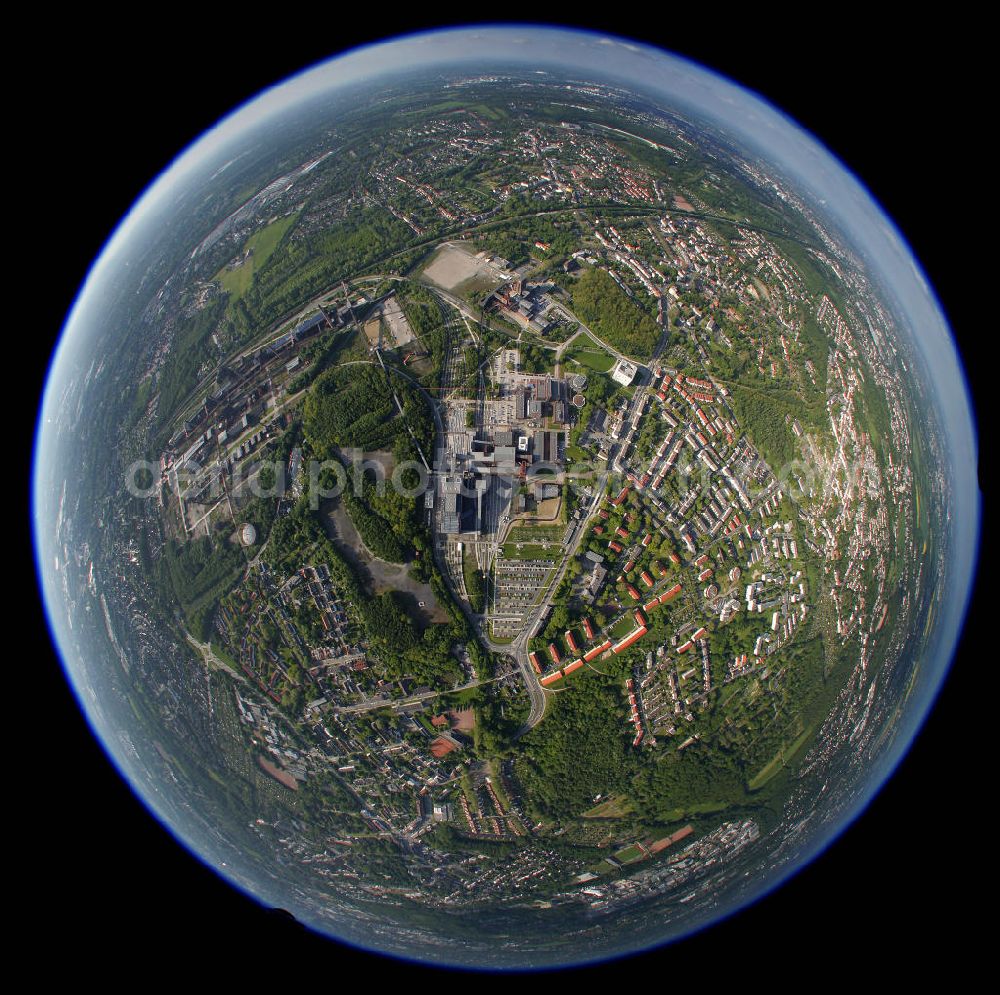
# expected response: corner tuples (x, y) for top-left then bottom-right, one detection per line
(503, 465), (611, 736)
(420, 281), (670, 735)
(334, 676), (499, 715)
(500, 281), (673, 731)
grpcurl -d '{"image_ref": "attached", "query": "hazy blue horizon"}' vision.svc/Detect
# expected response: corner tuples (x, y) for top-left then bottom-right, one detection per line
(33, 26), (980, 969)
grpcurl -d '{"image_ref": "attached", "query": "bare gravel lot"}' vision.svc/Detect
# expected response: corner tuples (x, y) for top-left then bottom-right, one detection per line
(422, 242), (505, 292)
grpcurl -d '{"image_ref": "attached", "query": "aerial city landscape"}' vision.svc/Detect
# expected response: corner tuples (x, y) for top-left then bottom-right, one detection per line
(34, 29), (975, 969)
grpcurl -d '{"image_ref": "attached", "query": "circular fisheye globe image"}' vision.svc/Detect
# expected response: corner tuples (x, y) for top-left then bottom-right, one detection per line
(34, 24), (978, 970)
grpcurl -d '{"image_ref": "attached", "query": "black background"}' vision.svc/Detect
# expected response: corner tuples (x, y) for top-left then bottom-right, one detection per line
(26, 15), (980, 983)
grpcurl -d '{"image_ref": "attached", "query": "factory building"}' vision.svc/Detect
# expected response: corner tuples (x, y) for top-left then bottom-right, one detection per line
(440, 474), (463, 534)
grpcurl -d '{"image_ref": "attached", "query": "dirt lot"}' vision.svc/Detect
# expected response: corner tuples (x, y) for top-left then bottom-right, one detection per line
(382, 295), (415, 347)
(258, 754), (298, 790)
(449, 707), (475, 732)
(513, 496), (563, 524)
(422, 242), (506, 293)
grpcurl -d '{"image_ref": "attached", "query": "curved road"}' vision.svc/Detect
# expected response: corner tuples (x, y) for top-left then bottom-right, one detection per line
(396, 282), (666, 735)
(334, 354), (548, 730)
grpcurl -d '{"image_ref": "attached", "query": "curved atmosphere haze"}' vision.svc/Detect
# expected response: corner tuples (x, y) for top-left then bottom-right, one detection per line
(34, 25), (977, 970)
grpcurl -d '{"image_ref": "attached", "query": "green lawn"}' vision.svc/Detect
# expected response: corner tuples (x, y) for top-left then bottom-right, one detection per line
(507, 525), (564, 543)
(586, 860), (618, 876)
(748, 722), (816, 790)
(565, 332), (616, 372)
(658, 801), (730, 821)
(613, 844), (645, 864)
(609, 613), (638, 639)
(502, 543), (562, 561)
(216, 214), (298, 300)
(209, 641), (238, 671)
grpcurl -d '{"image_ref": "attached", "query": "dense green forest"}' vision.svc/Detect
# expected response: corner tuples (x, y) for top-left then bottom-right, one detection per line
(288, 326), (363, 393)
(475, 201), (580, 268)
(156, 297), (227, 427)
(153, 202), (422, 432)
(631, 747), (746, 821)
(230, 205), (415, 343)
(728, 383), (822, 470)
(396, 282), (447, 387)
(158, 534), (246, 640)
(516, 672), (632, 820)
(571, 267), (659, 358)
(302, 362), (432, 455)
(304, 364), (398, 452)
(302, 358), (432, 564)
(341, 488), (407, 562)
(799, 313), (830, 388)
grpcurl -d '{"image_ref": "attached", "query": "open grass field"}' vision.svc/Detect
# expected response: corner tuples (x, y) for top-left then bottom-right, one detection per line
(748, 722), (815, 790)
(582, 795), (634, 819)
(609, 613), (639, 639)
(564, 332), (616, 373)
(613, 843), (645, 864)
(216, 214), (298, 300)
(507, 524), (564, 544)
(658, 801), (730, 821)
(502, 543), (562, 561)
